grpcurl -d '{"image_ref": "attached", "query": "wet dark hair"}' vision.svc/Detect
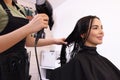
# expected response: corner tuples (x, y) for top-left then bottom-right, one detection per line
(60, 15), (100, 66)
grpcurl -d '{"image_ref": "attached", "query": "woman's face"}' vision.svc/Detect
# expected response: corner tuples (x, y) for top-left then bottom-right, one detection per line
(84, 18), (104, 47)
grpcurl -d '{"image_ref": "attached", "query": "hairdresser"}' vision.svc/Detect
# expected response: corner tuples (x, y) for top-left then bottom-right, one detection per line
(0, 0), (66, 80)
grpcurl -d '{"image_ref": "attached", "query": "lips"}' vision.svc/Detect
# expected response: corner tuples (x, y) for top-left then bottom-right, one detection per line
(97, 36), (103, 40)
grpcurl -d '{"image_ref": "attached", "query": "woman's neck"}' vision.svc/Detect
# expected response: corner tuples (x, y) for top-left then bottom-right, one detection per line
(4, 0), (13, 6)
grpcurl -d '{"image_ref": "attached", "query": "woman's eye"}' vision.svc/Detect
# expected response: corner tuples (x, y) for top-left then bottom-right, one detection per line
(91, 25), (101, 29)
(92, 26), (98, 29)
(93, 27), (98, 29)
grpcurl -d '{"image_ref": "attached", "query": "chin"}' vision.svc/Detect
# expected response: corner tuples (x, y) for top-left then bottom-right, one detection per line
(97, 42), (103, 44)
(97, 39), (103, 44)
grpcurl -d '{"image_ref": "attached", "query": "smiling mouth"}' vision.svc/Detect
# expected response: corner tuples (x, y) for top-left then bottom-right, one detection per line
(97, 36), (103, 40)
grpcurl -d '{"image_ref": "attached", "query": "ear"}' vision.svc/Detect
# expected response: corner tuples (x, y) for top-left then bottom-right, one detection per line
(80, 34), (85, 38)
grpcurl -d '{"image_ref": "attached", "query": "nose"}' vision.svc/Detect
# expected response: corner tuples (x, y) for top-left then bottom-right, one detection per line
(99, 28), (104, 35)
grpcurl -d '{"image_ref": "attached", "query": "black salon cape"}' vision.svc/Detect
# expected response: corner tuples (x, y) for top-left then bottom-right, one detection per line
(50, 46), (120, 80)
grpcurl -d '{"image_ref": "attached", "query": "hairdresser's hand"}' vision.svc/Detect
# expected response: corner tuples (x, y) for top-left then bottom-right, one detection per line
(27, 14), (49, 33)
(54, 38), (67, 45)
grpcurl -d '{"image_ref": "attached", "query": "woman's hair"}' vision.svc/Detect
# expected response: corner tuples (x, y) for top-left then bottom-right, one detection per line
(60, 15), (100, 66)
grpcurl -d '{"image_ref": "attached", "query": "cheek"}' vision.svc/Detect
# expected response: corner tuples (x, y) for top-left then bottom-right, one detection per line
(88, 32), (96, 38)
(87, 32), (97, 41)
(87, 31), (103, 44)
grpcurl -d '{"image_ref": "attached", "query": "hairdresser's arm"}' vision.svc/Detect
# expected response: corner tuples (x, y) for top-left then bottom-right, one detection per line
(0, 14), (49, 53)
(0, 25), (31, 53)
(25, 34), (67, 47)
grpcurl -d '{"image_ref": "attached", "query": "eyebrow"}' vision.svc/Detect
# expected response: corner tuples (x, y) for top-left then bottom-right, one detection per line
(91, 25), (103, 28)
(92, 25), (98, 26)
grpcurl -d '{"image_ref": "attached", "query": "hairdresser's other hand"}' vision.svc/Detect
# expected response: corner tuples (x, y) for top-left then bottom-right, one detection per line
(54, 38), (67, 45)
(27, 14), (49, 33)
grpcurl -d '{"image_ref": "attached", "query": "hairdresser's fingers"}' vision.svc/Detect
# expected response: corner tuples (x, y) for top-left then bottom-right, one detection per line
(27, 14), (49, 33)
(55, 38), (68, 45)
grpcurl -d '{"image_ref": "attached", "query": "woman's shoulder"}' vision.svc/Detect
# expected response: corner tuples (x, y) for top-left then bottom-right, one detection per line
(0, 4), (7, 18)
(0, 4), (9, 32)
(0, 4), (2, 12)
(0, 4), (5, 12)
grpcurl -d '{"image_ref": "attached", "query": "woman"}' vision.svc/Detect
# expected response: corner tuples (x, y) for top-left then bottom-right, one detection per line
(50, 15), (120, 80)
(0, 0), (66, 80)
